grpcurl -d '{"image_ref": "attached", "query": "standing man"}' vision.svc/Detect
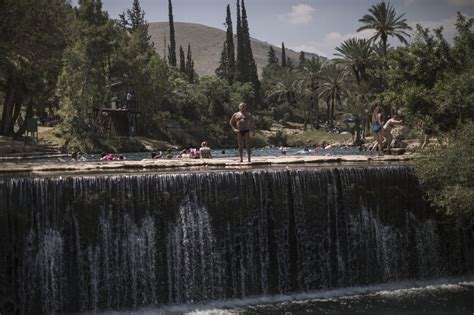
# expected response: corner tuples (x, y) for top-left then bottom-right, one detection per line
(229, 102), (256, 162)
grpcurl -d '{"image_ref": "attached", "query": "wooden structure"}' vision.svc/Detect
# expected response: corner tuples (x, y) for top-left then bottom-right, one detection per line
(95, 82), (140, 137)
(98, 108), (139, 137)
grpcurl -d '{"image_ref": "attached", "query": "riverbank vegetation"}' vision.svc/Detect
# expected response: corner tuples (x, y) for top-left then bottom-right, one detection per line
(0, 1), (472, 215)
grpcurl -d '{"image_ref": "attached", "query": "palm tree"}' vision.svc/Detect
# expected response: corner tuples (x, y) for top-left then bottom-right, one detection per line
(344, 83), (371, 145)
(266, 69), (298, 105)
(294, 57), (326, 130)
(319, 64), (349, 129)
(335, 38), (374, 85)
(357, 1), (412, 56)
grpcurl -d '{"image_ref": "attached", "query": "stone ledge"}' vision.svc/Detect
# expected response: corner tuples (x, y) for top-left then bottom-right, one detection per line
(0, 154), (415, 176)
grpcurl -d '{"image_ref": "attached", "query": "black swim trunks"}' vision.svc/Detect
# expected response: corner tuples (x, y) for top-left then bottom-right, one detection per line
(238, 129), (250, 136)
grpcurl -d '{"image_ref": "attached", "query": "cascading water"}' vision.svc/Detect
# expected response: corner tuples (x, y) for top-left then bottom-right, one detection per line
(0, 166), (470, 314)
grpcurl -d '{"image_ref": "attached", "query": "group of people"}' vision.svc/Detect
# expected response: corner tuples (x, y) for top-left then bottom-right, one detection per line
(150, 141), (213, 160)
(59, 102), (257, 163)
(371, 106), (403, 155)
(100, 153), (125, 161)
(150, 102), (256, 163)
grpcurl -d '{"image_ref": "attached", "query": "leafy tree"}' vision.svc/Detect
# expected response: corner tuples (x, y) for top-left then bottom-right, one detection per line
(281, 42), (287, 67)
(168, 0), (177, 66)
(415, 122), (474, 217)
(0, 0), (71, 136)
(119, 0), (153, 54)
(381, 16), (473, 147)
(198, 76), (231, 118)
(267, 46), (279, 65)
(357, 1), (412, 56)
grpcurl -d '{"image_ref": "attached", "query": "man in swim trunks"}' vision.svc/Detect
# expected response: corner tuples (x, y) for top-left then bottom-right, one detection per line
(229, 102), (256, 162)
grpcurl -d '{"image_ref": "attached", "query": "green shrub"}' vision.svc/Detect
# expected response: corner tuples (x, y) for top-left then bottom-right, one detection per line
(415, 122), (474, 217)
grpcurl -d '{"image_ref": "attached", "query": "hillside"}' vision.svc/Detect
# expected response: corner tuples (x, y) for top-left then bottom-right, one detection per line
(148, 22), (322, 77)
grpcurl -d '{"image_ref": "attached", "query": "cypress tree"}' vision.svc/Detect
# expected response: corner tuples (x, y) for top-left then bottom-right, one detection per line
(185, 43), (195, 83)
(241, 0), (260, 93)
(168, 0), (177, 66)
(234, 0), (246, 82)
(267, 46), (279, 65)
(179, 45), (186, 73)
(216, 41), (228, 79)
(298, 51), (306, 68)
(281, 42), (287, 67)
(130, 0), (145, 29)
(225, 4), (235, 82)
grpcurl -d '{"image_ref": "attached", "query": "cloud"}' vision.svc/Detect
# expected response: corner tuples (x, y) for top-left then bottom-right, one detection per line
(291, 29), (374, 58)
(291, 14), (472, 58)
(279, 4), (315, 25)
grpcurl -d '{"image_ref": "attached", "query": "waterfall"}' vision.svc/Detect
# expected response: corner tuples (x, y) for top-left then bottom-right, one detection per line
(0, 166), (470, 314)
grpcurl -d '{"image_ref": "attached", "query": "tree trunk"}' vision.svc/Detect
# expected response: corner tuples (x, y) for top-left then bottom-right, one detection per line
(352, 117), (362, 145)
(14, 100), (33, 138)
(1, 77), (17, 136)
(329, 94), (334, 129)
(314, 92), (319, 129)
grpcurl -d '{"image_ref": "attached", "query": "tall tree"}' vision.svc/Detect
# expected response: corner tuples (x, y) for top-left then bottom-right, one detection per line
(216, 4), (236, 83)
(241, 0), (260, 95)
(179, 45), (186, 73)
(234, 0), (246, 82)
(0, 0), (70, 135)
(119, 0), (152, 54)
(120, 0), (145, 29)
(267, 46), (279, 65)
(298, 51), (307, 69)
(185, 43), (195, 83)
(281, 42), (287, 67)
(225, 4), (235, 82)
(357, 1), (412, 56)
(216, 42), (228, 79)
(168, 0), (177, 66)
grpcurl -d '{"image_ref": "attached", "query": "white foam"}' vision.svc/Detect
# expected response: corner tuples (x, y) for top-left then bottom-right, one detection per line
(78, 275), (474, 315)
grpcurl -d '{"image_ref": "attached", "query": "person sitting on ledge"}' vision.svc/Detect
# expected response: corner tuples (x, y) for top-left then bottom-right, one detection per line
(199, 141), (212, 159)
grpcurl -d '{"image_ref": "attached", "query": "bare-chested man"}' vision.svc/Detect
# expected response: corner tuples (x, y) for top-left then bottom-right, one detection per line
(229, 102), (256, 162)
(382, 115), (403, 153)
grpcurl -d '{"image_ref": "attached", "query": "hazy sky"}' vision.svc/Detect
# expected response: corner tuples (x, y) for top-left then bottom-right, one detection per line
(100, 0), (473, 57)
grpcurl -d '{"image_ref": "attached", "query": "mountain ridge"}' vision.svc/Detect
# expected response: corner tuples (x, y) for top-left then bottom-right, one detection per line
(148, 21), (322, 77)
